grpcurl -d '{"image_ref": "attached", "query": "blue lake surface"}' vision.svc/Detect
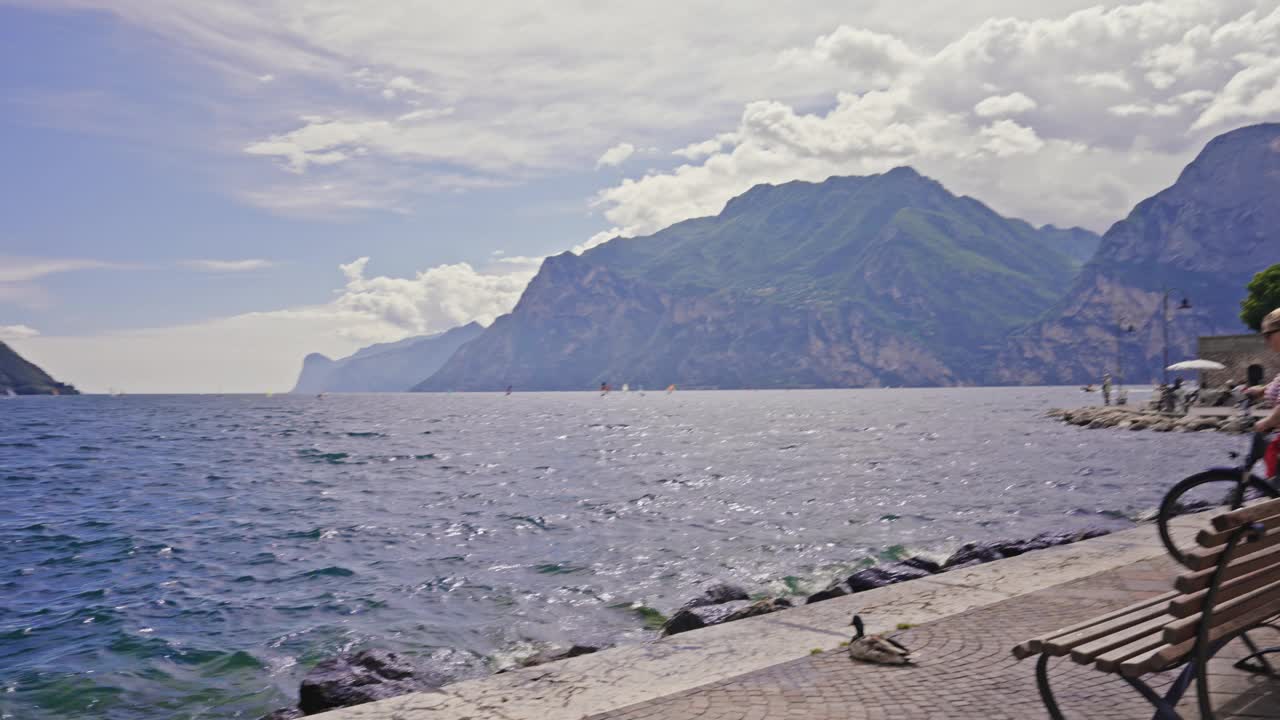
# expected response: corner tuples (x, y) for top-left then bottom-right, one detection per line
(0, 388), (1240, 719)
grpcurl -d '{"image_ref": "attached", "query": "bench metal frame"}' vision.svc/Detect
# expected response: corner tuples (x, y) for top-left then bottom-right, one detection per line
(1033, 521), (1278, 720)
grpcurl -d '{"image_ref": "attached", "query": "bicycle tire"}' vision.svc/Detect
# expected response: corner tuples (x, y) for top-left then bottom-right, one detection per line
(1156, 468), (1279, 567)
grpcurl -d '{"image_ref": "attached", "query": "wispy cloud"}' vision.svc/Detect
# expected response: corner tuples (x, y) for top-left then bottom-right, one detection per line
(0, 257), (136, 284)
(0, 324), (40, 341)
(181, 259), (278, 272)
(596, 142), (636, 168)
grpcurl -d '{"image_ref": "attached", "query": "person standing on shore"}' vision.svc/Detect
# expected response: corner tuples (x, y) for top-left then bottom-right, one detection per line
(1244, 308), (1280, 434)
(1240, 308), (1280, 480)
(1101, 372), (1112, 406)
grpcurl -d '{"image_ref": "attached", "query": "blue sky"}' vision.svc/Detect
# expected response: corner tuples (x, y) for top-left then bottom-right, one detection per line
(2, 0), (1278, 391)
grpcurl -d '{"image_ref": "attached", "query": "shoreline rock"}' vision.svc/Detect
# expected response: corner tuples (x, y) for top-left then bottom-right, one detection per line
(1045, 406), (1253, 433)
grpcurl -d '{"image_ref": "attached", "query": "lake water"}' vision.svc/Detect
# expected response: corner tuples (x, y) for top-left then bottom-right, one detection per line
(0, 388), (1240, 719)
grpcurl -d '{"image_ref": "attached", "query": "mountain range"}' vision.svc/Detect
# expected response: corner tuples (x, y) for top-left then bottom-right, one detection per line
(0, 341), (79, 395)
(296, 123), (1277, 392)
(415, 167), (1099, 390)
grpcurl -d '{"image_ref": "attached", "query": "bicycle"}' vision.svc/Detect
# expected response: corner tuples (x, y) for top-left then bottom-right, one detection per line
(1157, 428), (1280, 567)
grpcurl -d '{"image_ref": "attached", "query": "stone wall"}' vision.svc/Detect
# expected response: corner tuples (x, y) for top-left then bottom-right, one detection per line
(1198, 334), (1280, 387)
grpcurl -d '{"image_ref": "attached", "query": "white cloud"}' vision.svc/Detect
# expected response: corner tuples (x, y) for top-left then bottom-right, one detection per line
(334, 256), (535, 337)
(17, 256), (538, 393)
(25, 0), (1130, 215)
(973, 92), (1038, 117)
(0, 324), (40, 341)
(1073, 72), (1133, 91)
(591, 0), (1280, 235)
(181, 259), (277, 272)
(778, 26), (922, 87)
(381, 74), (430, 99)
(572, 228), (623, 255)
(596, 142), (636, 168)
(1192, 55), (1280, 129)
(1108, 102), (1181, 117)
(673, 133), (739, 160)
(980, 120), (1046, 156)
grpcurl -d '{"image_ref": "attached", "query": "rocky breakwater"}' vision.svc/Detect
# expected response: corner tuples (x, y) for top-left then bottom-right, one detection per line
(659, 527), (1112, 638)
(1046, 406), (1254, 433)
(261, 526), (1113, 717)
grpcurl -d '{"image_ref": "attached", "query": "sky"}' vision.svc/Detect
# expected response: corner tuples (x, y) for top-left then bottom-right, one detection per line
(2, 0), (1278, 392)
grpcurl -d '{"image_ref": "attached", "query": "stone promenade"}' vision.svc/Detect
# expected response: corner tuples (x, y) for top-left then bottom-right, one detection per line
(316, 516), (1278, 720)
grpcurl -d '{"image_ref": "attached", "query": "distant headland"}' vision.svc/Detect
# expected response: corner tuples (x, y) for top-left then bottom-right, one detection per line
(0, 341), (79, 395)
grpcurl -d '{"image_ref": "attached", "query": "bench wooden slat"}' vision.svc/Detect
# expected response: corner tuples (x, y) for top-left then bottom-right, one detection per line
(1175, 544), (1280, 593)
(1069, 614), (1173, 664)
(1210, 497), (1280, 532)
(1119, 603), (1280, 677)
(1163, 578), (1280, 645)
(1169, 562), (1280, 617)
(1181, 530), (1280, 571)
(1198, 514), (1280, 548)
(1040, 598), (1175, 656)
(1092, 631), (1168, 673)
(1010, 591), (1177, 660)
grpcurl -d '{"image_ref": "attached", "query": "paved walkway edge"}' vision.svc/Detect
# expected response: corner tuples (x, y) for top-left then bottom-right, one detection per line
(313, 516), (1208, 720)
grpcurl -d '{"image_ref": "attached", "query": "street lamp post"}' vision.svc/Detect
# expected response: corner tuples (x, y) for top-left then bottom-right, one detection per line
(1161, 286), (1192, 387)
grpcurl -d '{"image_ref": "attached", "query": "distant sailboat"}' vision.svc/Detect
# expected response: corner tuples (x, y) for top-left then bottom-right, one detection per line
(666, 384), (676, 394)
(3, 389), (15, 398)
(621, 383), (629, 392)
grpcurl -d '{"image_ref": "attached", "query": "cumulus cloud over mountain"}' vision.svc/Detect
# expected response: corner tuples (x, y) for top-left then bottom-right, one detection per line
(595, 1), (1280, 236)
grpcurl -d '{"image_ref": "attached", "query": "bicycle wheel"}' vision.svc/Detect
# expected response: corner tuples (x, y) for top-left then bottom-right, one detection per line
(1156, 469), (1279, 567)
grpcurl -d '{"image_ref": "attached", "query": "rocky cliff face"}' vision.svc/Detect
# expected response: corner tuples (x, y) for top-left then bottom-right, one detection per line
(993, 123), (1280, 386)
(418, 168), (1089, 391)
(418, 253), (954, 390)
(0, 341), (79, 395)
(292, 322), (485, 393)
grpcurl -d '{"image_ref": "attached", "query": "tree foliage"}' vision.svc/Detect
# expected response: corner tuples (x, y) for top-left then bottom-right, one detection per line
(1241, 264), (1280, 330)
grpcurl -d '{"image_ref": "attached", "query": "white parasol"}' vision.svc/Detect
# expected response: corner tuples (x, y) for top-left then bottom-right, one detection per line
(1165, 359), (1226, 371)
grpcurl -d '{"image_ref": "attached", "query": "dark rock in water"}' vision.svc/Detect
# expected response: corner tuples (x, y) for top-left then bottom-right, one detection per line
(943, 542), (1004, 568)
(944, 528), (1114, 569)
(662, 600), (752, 636)
(807, 559), (941, 603)
(805, 580), (852, 604)
(662, 596), (793, 636)
(723, 597), (792, 623)
(678, 581), (750, 611)
(900, 556), (943, 574)
(516, 644), (602, 669)
(298, 649), (445, 715)
(258, 708), (304, 720)
(845, 563), (933, 592)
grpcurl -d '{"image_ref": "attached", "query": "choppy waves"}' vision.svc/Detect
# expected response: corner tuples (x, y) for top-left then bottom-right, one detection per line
(0, 389), (1237, 719)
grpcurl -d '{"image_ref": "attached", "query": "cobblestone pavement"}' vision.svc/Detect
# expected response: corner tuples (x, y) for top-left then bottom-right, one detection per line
(588, 556), (1279, 720)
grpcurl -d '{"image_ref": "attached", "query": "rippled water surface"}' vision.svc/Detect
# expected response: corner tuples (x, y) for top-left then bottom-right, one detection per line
(0, 389), (1240, 719)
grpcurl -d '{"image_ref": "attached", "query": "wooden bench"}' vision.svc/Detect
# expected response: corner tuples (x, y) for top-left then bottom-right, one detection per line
(1012, 497), (1280, 719)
